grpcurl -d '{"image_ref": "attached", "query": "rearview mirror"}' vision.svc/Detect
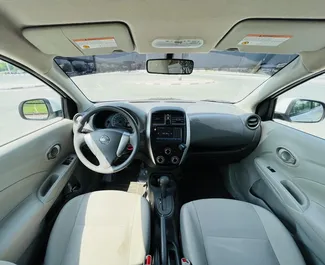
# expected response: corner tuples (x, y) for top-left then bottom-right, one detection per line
(19, 98), (62, 120)
(146, 59), (194, 75)
(275, 98), (325, 123)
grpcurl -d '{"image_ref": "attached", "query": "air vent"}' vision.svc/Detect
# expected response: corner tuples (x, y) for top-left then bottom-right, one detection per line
(152, 113), (165, 125)
(246, 115), (261, 130)
(171, 114), (185, 125)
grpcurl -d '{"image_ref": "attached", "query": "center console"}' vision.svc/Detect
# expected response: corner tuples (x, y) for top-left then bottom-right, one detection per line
(149, 173), (180, 265)
(147, 107), (190, 166)
(145, 108), (189, 265)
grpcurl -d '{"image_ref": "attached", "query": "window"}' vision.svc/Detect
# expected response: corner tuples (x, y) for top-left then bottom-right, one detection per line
(0, 60), (63, 146)
(274, 73), (325, 139)
(54, 52), (298, 102)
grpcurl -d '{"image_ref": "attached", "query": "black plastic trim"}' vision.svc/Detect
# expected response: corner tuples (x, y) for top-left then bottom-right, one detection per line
(256, 98), (277, 121)
(160, 216), (168, 265)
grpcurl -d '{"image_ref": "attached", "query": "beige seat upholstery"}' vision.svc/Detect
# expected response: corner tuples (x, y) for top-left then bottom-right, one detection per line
(181, 199), (305, 265)
(45, 190), (150, 265)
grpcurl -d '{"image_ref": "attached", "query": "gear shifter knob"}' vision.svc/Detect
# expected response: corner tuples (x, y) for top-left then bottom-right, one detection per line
(159, 176), (169, 198)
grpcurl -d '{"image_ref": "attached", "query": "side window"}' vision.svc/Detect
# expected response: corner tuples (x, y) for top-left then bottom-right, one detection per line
(0, 60), (63, 146)
(273, 73), (325, 139)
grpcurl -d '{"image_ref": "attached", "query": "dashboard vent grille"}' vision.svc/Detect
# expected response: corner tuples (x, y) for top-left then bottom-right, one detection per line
(246, 115), (261, 130)
(152, 113), (165, 125)
(171, 114), (185, 125)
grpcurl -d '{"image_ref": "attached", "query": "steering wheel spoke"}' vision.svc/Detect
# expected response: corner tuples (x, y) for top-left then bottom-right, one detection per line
(116, 131), (138, 157)
(116, 132), (130, 157)
(130, 132), (138, 146)
(84, 133), (113, 171)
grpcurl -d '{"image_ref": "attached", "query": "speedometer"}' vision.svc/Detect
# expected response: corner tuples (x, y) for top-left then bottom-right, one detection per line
(111, 113), (128, 128)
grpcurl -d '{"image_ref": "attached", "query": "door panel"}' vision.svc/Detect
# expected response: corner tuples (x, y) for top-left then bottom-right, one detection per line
(227, 121), (325, 264)
(0, 119), (75, 263)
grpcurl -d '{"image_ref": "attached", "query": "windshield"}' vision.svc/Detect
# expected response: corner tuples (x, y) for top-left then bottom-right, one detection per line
(54, 51), (298, 103)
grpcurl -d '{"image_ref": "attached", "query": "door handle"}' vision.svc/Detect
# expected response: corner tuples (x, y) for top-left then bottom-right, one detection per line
(46, 144), (61, 160)
(276, 147), (296, 165)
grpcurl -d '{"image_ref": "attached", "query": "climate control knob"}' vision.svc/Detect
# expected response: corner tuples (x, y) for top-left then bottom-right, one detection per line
(171, 156), (180, 165)
(164, 147), (172, 155)
(156, 156), (165, 164)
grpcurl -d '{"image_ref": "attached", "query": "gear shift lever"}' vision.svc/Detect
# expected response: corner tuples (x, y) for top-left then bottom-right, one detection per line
(159, 176), (169, 199)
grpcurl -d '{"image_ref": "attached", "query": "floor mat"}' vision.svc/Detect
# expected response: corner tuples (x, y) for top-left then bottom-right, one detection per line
(103, 162), (146, 196)
(127, 181), (147, 195)
(179, 165), (232, 206)
(106, 180), (146, 196)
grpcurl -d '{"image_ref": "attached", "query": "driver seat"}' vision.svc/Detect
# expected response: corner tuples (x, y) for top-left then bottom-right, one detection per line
(44, 190), (151, 265)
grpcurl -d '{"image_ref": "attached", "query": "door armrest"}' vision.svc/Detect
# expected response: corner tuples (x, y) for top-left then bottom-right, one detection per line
(254, 158), (309, 212)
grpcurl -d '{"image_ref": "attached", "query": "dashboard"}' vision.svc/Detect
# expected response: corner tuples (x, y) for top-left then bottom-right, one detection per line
(86, 101), (262, 166)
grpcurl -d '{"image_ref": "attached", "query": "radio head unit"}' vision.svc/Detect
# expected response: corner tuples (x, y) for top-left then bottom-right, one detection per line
(148, 109), (189, 166)
(153, 127), (183, 142)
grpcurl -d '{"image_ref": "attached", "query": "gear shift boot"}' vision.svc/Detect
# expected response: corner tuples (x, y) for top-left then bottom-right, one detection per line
(156, 195), (174, 216)
(156, 176), (173, 216)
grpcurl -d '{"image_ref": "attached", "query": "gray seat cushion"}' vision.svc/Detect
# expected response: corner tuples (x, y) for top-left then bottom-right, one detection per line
(45, 190), (150, 265)
(180, 199), (305, 265)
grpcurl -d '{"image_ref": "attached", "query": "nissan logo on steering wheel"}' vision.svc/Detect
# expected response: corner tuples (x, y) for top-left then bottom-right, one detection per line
(99, 135), (111, 145)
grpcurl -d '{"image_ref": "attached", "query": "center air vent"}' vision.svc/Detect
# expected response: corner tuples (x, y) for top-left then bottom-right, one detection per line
(171, 114), (185, 125)
(152, 113), (165, 125)
(246, 115), (261, 130)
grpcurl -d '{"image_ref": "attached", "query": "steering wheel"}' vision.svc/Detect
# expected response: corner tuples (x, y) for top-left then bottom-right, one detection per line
(73, 106), (139, 174)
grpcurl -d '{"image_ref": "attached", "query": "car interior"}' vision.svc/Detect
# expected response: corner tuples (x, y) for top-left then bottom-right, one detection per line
(1, 0), (325, 265)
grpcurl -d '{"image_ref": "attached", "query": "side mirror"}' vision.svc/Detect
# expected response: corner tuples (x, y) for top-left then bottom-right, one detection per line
(275, 98), (325, 123)
(18, 98), (62, 120)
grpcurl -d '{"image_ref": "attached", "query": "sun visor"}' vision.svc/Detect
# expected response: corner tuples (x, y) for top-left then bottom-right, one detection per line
(216, 19), (325, 54)
(300, 47), (325, 72)
(23, 23), (134, 56)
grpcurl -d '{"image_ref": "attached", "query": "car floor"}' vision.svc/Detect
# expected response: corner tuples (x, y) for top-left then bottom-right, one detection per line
(178, 163), (232, 206)
(102, 161), (147, 196)
(102, 161), (232, 205)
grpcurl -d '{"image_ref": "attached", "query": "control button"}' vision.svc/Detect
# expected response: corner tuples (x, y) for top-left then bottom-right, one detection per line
(164, 147), (172, 155)
(171, 156), (180, 165)
(166, 114), (171, 125)
(179, 144), (186, 151)
(156, 156), (165, 164)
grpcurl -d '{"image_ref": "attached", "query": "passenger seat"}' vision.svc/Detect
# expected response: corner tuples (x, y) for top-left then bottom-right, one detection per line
(180, 199), (305, 265)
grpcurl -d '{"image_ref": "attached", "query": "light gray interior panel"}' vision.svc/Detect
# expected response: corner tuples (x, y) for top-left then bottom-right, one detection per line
(0, 119), (75, 263)
(226, 121), (325, 264)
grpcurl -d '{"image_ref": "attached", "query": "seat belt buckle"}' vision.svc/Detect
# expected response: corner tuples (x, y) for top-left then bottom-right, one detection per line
(144, 255), (152, 265)
(181, 258), (191, 265)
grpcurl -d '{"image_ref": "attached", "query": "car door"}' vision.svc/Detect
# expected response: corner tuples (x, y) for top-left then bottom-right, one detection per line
(225, 73), (325, 265)
(0, 59), (78, 264)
